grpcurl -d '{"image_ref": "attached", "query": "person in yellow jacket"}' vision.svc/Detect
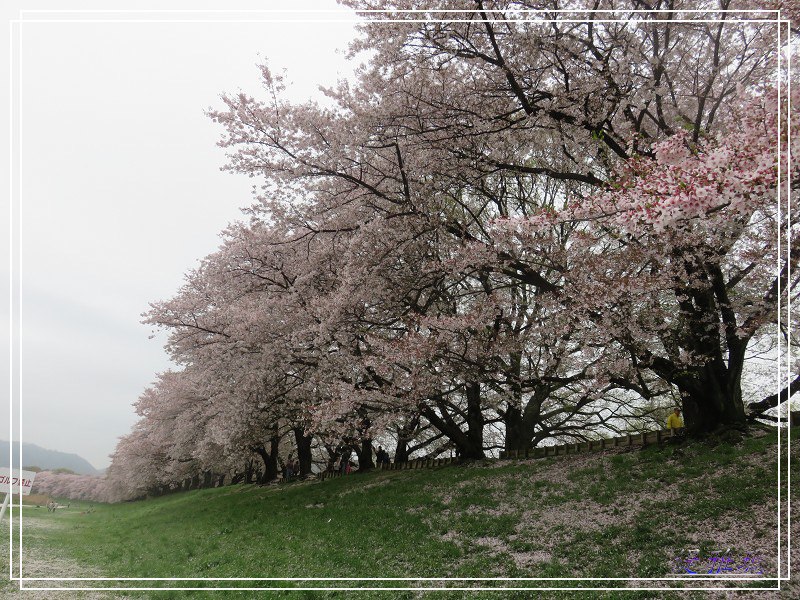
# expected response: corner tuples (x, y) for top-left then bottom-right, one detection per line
(666, 407), (684, 435)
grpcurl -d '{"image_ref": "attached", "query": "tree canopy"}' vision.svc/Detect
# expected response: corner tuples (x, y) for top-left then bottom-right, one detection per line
(73, 2), (799, 503)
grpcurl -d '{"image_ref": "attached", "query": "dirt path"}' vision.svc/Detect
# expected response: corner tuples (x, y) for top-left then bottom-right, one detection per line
(0, 517), (130, 599)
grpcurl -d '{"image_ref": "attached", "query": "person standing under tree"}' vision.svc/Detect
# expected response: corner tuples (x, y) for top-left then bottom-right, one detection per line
(667, 407), (684, 436)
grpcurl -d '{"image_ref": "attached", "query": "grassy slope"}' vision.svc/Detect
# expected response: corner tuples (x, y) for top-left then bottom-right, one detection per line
(6, 427), (799, 599)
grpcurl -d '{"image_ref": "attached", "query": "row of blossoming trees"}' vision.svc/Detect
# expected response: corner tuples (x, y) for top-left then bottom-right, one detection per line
(37, 1), (799, 503)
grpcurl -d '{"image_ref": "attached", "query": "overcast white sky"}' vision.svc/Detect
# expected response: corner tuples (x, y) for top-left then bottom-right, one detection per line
(3, 0), (360, 469)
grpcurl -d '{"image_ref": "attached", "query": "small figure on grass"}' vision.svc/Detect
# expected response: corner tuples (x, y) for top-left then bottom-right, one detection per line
(375, 446), (390, 467)
(340, 449), (351, 475)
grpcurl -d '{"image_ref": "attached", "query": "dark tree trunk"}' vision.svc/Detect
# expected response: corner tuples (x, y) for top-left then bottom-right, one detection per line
(503, 385), (551, 453)
(463, 382), (485, 459)
(393, 415), (420, 463)
(679, 359), (746, 434)
(253, 447), (270, 483)
(394, 437), (410, 463)
(253, 432), (280, 483)
(355, 437), (374, 472)
(658, 254), (749, 434)
(217, 473), (226, 487)
(293, 427), (313, 477)
(202, 471), (213, 488)
(323, 444), (338, 472)
(504, 405), (528, 452)
(267, 430), (280, 480)
(421, 384), (485, 460)
(503, 350), (530, 453)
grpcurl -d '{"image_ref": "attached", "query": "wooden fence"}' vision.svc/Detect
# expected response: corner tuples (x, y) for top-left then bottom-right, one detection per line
(498, 428), (675, 460)
(318, 429), (678, 480)
(319, 456), (461, 480)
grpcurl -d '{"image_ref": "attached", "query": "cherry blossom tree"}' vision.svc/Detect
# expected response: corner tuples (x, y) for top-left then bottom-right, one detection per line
(32, 470), (109, 503)
(104, 2), (796, 496)
(207, 1), (788, 441)
(489, 87), (798, 433)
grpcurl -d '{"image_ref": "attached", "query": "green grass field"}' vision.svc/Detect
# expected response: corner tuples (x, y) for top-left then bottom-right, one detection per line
(3, 427), (798, 598)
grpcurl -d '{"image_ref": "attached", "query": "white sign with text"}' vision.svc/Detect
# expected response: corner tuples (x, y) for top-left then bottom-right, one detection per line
(0, 467), (36, 496)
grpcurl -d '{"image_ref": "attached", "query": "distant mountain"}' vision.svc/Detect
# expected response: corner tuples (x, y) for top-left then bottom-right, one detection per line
(0, 441), (102, 476)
